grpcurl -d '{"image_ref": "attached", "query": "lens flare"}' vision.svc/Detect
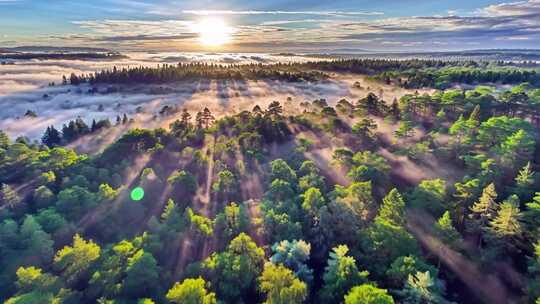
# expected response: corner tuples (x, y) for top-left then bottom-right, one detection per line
(130, 187), (145, 201)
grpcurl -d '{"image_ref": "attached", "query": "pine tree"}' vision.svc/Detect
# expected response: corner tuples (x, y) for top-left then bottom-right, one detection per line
(488, 195), (523, 247)
(266, 101), (283, 118)
(434, 211), (460, 246)
(42, 126), (62, 147)
(195, 111), (204, 129)
(161, 199), (177, 222)
(0, 183), (21, 209)
(376, 188), (406, 226)
(252, 105), (263, 116)
(0, 129), (10, 149)
(390, 97), (400, 120)
(398, 271), (446, 303)
(469, 183), (498, 227)
(468, 105), (481, 123)
(180, 109), (192, 128)
(468, 183), (498, 248)
(513, 162), (535, 201)
(201, 108), (215, 128)
(319, 245), (367, 303)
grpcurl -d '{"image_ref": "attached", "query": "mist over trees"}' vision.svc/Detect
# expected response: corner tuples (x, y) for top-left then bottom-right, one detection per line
(2, 57), (540, 304)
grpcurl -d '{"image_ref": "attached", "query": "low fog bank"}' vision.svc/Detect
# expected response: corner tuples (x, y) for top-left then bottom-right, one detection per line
(0, 52), (427, 142)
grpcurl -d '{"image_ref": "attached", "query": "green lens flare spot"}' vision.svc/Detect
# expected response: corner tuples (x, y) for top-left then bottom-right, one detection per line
(130, 187), (145, 201)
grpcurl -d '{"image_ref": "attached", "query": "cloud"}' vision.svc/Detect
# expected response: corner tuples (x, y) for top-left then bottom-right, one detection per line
(14, 0), (540, 51)
(180, 10), (384, 16)
(480, 0), (540, 16)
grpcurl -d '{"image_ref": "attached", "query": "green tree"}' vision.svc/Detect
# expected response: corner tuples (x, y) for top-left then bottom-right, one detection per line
(398, 271), (447, 304)
(161, 199), (177, 222)
(259, 263), (307, 304)
(0, 129), (10, 149)
(301, 187), (325, 214)
(488, 195), (523, 248)
(512, 162), (536, 202)
(468, 183), (498, 248)
(334, 181), (374, 221)
(408, 179), (447, 216)
(352, 118), (377, 142)
(362, 218), (419, 278)
(55, 186), (96, 220)
(186, 208), (214, 238)
(42, 126), (61, 147)
(34, 208), (68, 234)
(54, 234), (101, 285)
(20, 215), (54, 265)
(214, 202), (248, 240)
(166, 277), (217, 304)
(320, 245), (368, 303)
(376, 189), (406, 226)
(168, 170), (197, 197)
(33, 186), (55, 208)
(0, 183), (21, 209)
(98, 183), (117, 201)
(270, 159), (297, 185)
(524, 193), (540, 239)
(203, 233), (265, 302)
(344, 284), (394, 304)
(270, 240), (313, 284)
(15, 266), (60, 294)
(122, 250), (160, 298)
(394, 120), (415, 139)
(386, 256), (438, 289)
(212, 170), (237, 196)
(499, 129), (535, 168)
(434, 211), (461, 247)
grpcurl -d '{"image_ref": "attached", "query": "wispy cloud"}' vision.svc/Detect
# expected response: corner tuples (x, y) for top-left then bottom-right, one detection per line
(180, 10), (384, 16)
(15, 0), (540, 51)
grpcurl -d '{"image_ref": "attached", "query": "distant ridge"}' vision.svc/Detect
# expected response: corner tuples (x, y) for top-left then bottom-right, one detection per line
(1, 46), (112, 53)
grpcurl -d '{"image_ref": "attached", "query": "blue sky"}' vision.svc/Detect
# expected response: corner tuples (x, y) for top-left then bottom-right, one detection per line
(1, 0), (540, 52)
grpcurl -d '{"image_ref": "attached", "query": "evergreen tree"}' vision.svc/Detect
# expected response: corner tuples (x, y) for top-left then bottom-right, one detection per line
(266, 101), (283, 119)
(201, 107), (215, 128)
(488, 195), (523, 248)
(469, 183), (498, 244)
(434, 211), (461, 247)
(54, 234), (101, 285)
(166, 277), (217, 304)
(345, 284), (394, 304)
(0, 183), (21, 209)
(42, 126), (62, 147)
(0, 129), (10, 149)
(270, 240), (313, 284)
(512, 162), (536, 202)
(161, 199), (177, 222)
(376, 188), (406, 226)
(259, 263), (307, 304)
(398, 271), (447, 304)
(320, 245), (368, 303)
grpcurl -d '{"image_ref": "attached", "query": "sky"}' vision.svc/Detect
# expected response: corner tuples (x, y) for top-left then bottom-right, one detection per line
(1, 0), (540, 52)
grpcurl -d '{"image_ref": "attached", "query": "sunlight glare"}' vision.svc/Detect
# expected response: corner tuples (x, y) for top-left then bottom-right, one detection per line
(193, 18), (233, 46)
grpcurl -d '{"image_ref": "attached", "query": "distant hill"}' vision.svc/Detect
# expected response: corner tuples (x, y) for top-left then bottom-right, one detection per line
(321, 48), (540, 61)
(2, 46), (112, 53)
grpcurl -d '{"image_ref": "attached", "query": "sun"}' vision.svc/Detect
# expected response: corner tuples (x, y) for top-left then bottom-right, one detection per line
(192, 18), (233, 46)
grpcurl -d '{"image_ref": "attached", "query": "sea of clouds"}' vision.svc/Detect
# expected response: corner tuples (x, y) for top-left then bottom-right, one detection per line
(0, 52), (420, 142)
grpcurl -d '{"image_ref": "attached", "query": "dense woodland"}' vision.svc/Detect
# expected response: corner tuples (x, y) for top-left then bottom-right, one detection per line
(68, 59), (540, 90)
(3, 65), (540, 304)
